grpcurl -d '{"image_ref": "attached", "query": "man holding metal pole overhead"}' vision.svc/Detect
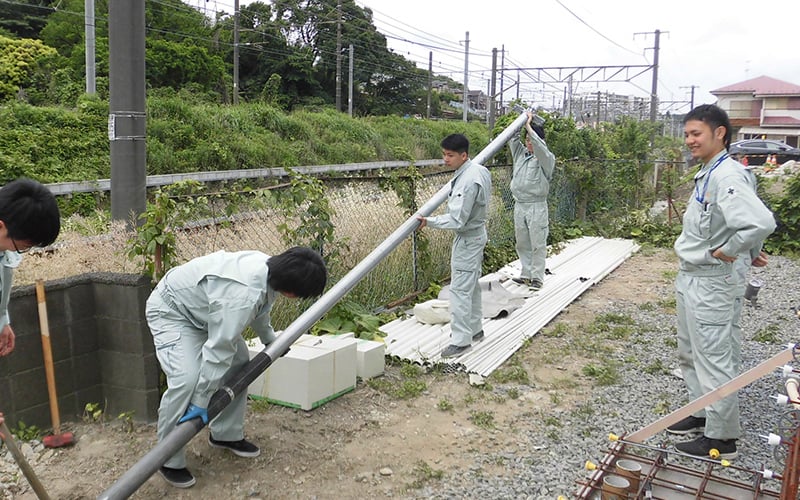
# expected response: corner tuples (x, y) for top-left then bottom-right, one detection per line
(507, 111), (555, 290)
(417, 133), (492, 359)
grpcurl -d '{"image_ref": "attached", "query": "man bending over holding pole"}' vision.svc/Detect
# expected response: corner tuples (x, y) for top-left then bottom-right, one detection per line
(147, 246), (327, 488)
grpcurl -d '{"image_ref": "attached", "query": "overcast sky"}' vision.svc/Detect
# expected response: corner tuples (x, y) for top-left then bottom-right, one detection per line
(209, 0), (800, 114)
(359, 0), (800, 113)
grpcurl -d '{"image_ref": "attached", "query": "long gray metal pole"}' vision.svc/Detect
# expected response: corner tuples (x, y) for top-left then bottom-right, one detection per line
(97, 110), (531, 500)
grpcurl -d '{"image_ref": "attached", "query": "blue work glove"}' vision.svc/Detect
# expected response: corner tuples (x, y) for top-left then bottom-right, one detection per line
(177, 403), (208, 425)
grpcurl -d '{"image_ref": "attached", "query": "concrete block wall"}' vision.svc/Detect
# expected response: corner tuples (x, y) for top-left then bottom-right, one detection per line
(0, 273), (159, 430)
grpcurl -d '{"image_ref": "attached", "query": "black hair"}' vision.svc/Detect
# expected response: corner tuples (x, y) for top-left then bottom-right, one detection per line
(440, 134), (469, 154)
(683, 104), (733, 149)
(267, 246), (327, 298)
(529, 125), (545, 141)
(0, 178), (61, 246)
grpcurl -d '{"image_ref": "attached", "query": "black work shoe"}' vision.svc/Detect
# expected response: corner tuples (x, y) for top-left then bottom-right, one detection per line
(208, 436), (261, 458)
(441, 344), (471, 358)
(512, 277), (532, 286)
(675, 435), (737, 460)
(530, 279), (543, 290)
(159, 466), (196, 488)
(472, 330), (485, 342)
(666, 415), (706, 435)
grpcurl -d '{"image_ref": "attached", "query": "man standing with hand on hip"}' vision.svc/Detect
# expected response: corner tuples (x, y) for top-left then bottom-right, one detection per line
(667, 104), (775, 460)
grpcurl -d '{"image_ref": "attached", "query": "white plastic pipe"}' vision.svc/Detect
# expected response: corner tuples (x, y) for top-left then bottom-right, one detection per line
(785, 377), (800, 409)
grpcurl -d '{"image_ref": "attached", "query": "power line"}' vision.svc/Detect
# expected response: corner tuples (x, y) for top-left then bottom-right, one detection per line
(552, 0), (642, 58)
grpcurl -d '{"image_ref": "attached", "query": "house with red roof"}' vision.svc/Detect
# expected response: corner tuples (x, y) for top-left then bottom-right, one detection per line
(711, 75), (800, 147)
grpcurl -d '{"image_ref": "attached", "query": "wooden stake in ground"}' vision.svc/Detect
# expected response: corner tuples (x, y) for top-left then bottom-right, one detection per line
(0, 418), (52, 500)
(36, 279), (74, 448)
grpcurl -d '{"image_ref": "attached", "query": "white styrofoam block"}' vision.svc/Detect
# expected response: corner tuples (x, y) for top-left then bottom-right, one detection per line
(264, 345), (334, 410)
(317, 336), (357, 393)
(246, 337), (267, 398)
(356, 338), (385, 379)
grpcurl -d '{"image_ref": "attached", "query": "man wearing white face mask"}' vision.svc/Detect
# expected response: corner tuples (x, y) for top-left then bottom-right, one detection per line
(0, 178), (61, 357)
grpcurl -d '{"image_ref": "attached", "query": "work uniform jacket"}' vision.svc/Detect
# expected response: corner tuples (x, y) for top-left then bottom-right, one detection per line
(674, 151), (775, 273)
(426, 159), (491, 234)
(0, 250), (21, 331)
(153, 250), (278, 407)
(509, 131), (556, 203)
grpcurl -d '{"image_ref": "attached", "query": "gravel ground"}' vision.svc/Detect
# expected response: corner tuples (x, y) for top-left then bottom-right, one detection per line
(1, 250), (798, 499)
(418, 254), (800, 499)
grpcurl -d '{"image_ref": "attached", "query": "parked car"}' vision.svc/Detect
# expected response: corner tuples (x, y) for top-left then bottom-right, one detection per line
(728, 139), (800, 165)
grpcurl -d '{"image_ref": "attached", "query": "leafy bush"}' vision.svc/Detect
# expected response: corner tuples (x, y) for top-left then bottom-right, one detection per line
(763, 171), (800, 256)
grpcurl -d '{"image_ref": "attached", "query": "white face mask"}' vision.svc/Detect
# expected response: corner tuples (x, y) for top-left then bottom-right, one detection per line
(1, 250), (22, 268)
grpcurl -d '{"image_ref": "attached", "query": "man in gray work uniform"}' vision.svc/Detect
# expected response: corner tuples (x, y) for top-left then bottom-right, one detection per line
(667, 104), (775, 460)
(417, 133), (492, 359)
(147, 246), (327, 488)
(508, 111), (555, 290)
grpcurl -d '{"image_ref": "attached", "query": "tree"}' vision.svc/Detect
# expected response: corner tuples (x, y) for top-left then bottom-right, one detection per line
(0, 35), (59, 101)
(357, 52), (427, 116)
(146, 39), (226, 91)
(0, 0), (54, 39)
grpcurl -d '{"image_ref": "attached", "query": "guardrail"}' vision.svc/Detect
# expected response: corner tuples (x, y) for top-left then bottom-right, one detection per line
(45, 159), (444, 195)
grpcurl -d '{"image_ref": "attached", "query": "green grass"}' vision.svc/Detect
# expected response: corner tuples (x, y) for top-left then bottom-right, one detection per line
(643, 358), (669, 375)
(581, 361), (621, 386)
(469, 410), (496, 430)
(491, 362), (530, 385)
(408, 460), (444, 489)
(753, 324), (781, 344)
(544, 322), (570, 338)
(437, 398), (454, 412)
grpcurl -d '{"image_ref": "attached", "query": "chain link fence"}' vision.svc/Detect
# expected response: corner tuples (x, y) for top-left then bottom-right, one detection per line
(165, 157), (672, 328)
(19, 157), (674, 331)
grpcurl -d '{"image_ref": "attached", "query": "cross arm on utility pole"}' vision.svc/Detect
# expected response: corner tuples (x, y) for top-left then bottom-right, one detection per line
(511, 65), (652, 84)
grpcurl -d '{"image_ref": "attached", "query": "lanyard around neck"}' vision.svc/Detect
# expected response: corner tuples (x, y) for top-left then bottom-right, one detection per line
(694, 153), (728, 204)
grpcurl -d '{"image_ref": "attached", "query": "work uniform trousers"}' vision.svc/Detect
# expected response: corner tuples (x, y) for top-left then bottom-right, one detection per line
(731, 255), (752, 375)
(146, 292), (250, 469)
(449, 229), (487, 347)
(514, 200), (549, 283)
(675, 270), (741, 440)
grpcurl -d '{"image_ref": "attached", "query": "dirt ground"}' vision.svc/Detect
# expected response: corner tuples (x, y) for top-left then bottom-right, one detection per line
(4, 246), (677, 500)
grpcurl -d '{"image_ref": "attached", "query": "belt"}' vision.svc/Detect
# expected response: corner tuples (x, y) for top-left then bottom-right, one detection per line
(679, 263), (732, 277)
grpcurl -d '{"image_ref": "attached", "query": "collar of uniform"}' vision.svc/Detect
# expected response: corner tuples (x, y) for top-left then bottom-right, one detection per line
(694, 149), (728, 180)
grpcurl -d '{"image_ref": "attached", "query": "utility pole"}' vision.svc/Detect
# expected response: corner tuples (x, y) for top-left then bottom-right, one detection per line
(427, 51), (432, 119)
(649, 29), (660, 122)
(567, 75), (573, 119)
(348, 44), (354, 117)
(635, 29), (665, 122)
(489, 48), (497, 129)
(596, 90), (601, 128)
(108, 0), (146, 226)
(499, 45), (505, 112)
(335, 0), (343, 112)
(462, 31), (469, 122)
(84, 0), (96, 94)
(233, 0), (239, 104)
(681, 84), (698, 109)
